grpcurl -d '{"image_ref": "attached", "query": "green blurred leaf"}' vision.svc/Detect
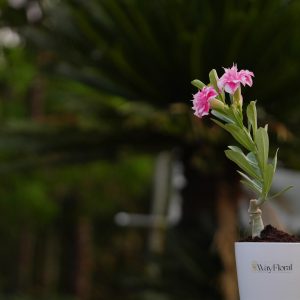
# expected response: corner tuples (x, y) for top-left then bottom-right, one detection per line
(228, 145), (244, 154)
(272, 148), (279, 174)
(246, 101), (257, 138)
(238, 170), (262, 193)
(211, 110), (233, 123)
(225, 149), (261, 180)
(269, 185), (293, 200)
(240, 180), (262, 194)
(255, 127), (269, 172)
(212, 119), (254, 151)
(230, 106), (244, 128)
(262, 163), (274, 199)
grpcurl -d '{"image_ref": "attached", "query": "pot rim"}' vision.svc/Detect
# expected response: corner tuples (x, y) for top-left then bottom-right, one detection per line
(235, 241), (300, 245)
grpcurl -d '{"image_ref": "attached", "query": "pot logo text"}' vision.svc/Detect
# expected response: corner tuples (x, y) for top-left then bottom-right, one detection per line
(251, 261), (293, 273)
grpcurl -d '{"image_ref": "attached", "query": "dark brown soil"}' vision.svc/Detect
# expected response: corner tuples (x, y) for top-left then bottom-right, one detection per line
(240, 225), (300, 242)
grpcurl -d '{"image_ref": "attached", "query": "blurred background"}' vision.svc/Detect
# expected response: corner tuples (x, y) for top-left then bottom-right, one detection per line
(0, 0), (300, 299)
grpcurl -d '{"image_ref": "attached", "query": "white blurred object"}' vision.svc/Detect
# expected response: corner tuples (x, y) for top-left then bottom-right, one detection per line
(8, 0), (27, 9)
(26, 1), (42, 22)
(114, 153), (185, 228)
(0, 27), (21, 48)
(270, 168), (300, 232)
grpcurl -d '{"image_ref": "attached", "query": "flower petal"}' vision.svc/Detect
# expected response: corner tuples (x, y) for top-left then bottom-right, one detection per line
(192, 86), (218, 118)
(218, 64), (254, 94)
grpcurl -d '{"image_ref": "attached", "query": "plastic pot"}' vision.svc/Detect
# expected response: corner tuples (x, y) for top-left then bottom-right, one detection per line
(235, 242), (300, 300)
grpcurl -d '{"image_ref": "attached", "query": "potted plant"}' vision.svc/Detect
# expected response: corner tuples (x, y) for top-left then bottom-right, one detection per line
(190, 64), (300, 300)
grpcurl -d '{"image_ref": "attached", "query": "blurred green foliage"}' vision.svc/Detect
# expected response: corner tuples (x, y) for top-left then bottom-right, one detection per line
(0, 296), (75, 300)
(0, 0), (299, 299)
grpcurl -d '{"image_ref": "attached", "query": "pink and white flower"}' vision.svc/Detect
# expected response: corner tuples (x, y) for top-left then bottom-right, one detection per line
(192, 86), (218, 118)
(218, 64), (254, 94)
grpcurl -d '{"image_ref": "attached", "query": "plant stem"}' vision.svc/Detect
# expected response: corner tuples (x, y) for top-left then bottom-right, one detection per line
(248, 199), (264, 238)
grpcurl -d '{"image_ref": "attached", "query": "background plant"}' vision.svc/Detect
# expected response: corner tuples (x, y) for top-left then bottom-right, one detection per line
(0, 0), (300, 299)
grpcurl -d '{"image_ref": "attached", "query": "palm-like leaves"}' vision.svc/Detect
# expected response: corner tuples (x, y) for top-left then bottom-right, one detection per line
(0, 0), (300, 168)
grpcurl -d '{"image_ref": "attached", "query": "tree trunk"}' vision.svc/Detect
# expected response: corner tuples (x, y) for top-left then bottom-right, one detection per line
(74, 217), (93, 300)
(214, 181), (239, 300)
(18, 226), (35, 292)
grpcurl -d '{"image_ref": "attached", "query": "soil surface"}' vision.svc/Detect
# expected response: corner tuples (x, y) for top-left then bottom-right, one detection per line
(240, 225), (300, 242)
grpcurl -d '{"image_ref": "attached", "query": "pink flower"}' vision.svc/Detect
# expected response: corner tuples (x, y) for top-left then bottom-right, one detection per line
(218, 64), (254, 94)
(192, 86), (218, 118)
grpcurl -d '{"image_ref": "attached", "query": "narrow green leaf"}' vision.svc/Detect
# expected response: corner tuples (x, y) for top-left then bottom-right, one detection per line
(228, 145), (244, 155)
(231, 106), (244, 128)
(246, 152), (261, 176)
(212, 119), (255, 151)
(211, 110), (233, 124)
(238, 171), (262, 194)
(246, 152), (258, 166)
(262, 163), (274, 199)
(225, 150), (261, 180)
(269, 185), (293, 200)
(246, 101), (257, 138)
(191, 79), (206, 89)
(225, 124), (255, 151)
(272, 148), (279, 174)
(255, 127), (269, 172)
(229, 148), (261, 178)
(211, 118), (227, 130)
(241, 180), (261, 194)
(226, 107), (242, 127)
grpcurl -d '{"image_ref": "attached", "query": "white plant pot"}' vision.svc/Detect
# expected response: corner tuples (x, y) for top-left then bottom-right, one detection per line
(235, 242), (300, 300)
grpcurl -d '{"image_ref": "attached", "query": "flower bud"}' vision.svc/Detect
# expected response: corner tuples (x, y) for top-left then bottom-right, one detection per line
(210, 98), (226, 112)
(233, 87), (243, 109)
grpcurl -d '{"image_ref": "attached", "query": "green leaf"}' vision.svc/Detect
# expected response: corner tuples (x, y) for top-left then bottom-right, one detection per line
(226, 106), (242, 127)
(241, 180), (261, 194)
(225, 124), (255, 151)
(272, 148), (279, 174)
(238, 171), (262, 194)
(228, 145), (244, 154)
(191, 79), (206, 89)
(269, 185), (293, 200)
(246, 101), (257, 138)
(212, 119), (255, 151)
(262, 163), (274, 199)
(231, 106), (244, 128)
(211, 118), (228, 130)
(225, 149), (261, 180)
(265, 124), (268, 131)
(211, 110), (233, 124)
(246, 152), (258, 167)
(246, 151), (261, 176)
(229, 147), (261, 178)
(255, 127), (269, 172)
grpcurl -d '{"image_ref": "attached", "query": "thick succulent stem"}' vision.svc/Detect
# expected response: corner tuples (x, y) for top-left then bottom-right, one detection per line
(248, 199), (264, 238)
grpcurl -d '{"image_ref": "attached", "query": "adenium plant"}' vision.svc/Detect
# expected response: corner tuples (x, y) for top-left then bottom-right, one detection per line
(191, 64), (292, 238)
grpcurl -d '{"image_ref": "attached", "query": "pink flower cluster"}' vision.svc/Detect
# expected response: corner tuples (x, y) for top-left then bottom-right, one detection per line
(192, 64), (254, 118)
(192, 87), (218, 118)
(218, 64), (254, 94)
